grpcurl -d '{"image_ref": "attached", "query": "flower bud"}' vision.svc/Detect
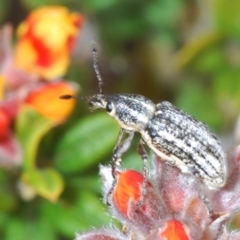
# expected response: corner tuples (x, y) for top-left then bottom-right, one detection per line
(14, 6), (84, 79)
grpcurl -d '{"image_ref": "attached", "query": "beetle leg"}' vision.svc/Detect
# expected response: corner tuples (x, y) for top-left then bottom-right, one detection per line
(113, 128), (125, 152)
(107, 131), (135, 205)
(111, 130), (135, 178)
(137, 139), (149, 205)
(197, 183), (214, 218)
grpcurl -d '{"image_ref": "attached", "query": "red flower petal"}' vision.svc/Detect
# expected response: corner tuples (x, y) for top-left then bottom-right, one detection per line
(0, 108), (10, 140)
(113, 170), (144, 216)
(159, 220), (189, 240)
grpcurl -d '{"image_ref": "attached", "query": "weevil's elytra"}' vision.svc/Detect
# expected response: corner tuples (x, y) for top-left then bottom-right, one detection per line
(60, 41), (227, 188)
(141, 101), (226, 187)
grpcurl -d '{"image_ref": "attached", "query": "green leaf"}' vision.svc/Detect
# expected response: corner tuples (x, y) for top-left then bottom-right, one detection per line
(214, 0), (240, 38)
(81, 0), (117, 13)
(40, 190), (114, 236)
(212, 68), (240, 123)
(0, 171), (17, 212)
(0, 169), (8, 183)
(20, 0), (61, 9)
(40, 200), (87, 237)
(144, 0), (183, 28)
(175, 81), (224, 131)
(174, 32), (223, 69)
(5, 217), (56, 240)
(68, 175), (101, 193)
(32, 217), (56, 240)
(5, 218), (29, 240)
(16, 105), (55, 170)
(54, 112), (119, 173)
(0, 189), (17, 212)
(193, 45), (225, 73)
(22, 168), (64, 202)
(0, 212), (8, 231)
(214, 69), (240, 100)
(74, 191), (114, 229)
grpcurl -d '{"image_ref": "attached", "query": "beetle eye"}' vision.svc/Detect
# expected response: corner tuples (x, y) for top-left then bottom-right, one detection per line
(89, 102), (94, 107)
(106, 102), (113, 112)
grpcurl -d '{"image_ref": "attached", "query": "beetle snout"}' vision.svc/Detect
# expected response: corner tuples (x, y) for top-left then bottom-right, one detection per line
(88, 95), (106, 110)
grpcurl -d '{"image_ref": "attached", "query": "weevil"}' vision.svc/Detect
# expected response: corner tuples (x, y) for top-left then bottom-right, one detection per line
(60, 41), (227, 189)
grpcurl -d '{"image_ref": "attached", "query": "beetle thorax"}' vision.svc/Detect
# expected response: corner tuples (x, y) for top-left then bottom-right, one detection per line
(106, 94), (156, 132)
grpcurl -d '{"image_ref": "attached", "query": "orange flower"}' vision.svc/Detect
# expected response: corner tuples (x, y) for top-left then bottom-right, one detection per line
(113, 170), (144, 216)
(14, 6), (84, 79)
(159, 220), (189, 240)
(25, 82), (75, 122)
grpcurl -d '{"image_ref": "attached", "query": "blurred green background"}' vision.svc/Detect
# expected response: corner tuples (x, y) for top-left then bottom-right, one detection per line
(1, 0), (240, 239)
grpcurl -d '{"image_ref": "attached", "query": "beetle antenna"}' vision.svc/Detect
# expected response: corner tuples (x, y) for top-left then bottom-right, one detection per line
(90, 40), (104, 94)
(59, 94), (89, 101)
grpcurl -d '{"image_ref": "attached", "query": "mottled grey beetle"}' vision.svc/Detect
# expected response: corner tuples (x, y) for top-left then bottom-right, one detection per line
(60, 42), (227, 189)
